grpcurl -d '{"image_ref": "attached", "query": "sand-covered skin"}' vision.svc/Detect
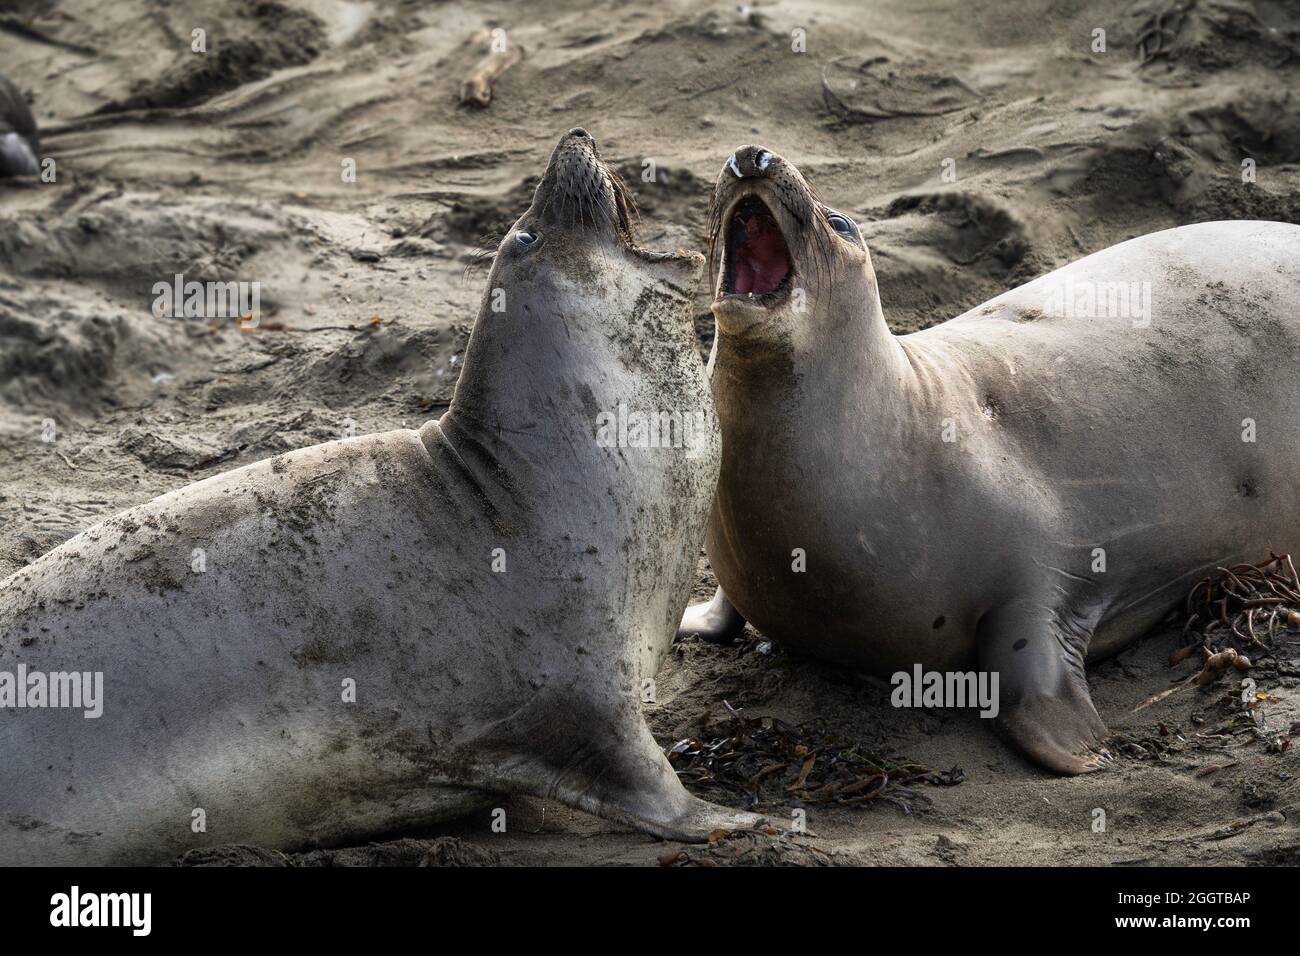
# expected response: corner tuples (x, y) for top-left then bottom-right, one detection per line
(1, 0), (1298, 865)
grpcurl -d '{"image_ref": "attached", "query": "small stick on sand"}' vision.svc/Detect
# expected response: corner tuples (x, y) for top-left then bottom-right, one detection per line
(459, 30), (524, 108)
(1134, 647), (1251, 713)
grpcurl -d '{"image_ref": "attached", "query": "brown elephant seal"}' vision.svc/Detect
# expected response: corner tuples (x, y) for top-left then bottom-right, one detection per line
(0, 74), (40, 177)
(0, 129), (759, 865)
(679, 143), (1300, 774)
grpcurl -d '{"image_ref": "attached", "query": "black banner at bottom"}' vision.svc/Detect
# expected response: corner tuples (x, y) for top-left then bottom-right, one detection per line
(0, 866), (1272, 941)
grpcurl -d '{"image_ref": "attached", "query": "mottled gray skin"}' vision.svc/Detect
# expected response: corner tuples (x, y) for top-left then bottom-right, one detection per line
(681, 144), (1300, 774)
(0, 74), (40, 177)
(0, 129), (758, 865)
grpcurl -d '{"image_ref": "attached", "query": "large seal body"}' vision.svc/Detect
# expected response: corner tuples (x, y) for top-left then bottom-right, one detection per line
(684, 145), (1300, 773)
(0, 130), (756, 865)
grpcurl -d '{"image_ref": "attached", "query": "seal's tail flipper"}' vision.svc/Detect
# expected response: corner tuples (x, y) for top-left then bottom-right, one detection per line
(977, 599), (1112, 775)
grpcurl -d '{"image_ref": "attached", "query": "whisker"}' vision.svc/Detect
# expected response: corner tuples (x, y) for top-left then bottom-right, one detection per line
(461, 233), (500, 285)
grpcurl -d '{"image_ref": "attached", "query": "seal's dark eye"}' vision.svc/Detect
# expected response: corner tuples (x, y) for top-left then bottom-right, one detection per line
(827, 213), (858, 242)
(515, 231), (537, 246)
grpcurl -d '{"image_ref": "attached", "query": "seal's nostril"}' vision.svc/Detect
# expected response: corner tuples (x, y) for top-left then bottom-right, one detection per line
(568, 127), (592, 140)
(726, 147), (774, 178)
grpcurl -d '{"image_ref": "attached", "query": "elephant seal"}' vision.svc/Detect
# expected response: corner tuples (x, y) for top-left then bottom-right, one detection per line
(679, 143), (1300, 774)
(0, 129), (759, 865)
(0, 74), (40, 177)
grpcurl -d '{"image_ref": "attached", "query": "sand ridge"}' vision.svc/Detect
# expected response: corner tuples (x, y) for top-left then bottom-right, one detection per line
(1, 0), (1298, 864)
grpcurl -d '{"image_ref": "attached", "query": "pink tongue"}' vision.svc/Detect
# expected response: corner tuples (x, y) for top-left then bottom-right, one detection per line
(734, 217), (787, 295)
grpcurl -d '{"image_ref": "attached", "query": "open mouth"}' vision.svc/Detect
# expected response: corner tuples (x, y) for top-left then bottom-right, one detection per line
(722, 195), (792, 300)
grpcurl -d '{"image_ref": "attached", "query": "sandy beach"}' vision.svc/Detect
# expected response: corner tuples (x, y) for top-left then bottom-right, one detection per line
(1, 0), (1298, 866)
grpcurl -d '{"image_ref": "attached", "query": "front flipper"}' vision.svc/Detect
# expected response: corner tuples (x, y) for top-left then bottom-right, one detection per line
(462, 700), (766, 842)
(544, 718), (766, 841)
(676, 586), (746, 645)
(977, 599), (1111, 775)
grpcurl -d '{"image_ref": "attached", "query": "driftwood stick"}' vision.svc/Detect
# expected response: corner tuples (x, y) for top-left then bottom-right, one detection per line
(460, 29), (524, 108)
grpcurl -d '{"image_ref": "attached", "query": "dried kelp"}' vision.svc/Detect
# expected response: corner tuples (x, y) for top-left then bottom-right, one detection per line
(666, 703), (963, 815)
(1179, 552), (1300, 658)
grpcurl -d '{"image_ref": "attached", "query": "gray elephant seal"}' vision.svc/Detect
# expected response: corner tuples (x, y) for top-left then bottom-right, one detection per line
(679, 144), (1300, 774)
(0, 129), (758, 865)
(0, 74), (40, 177)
